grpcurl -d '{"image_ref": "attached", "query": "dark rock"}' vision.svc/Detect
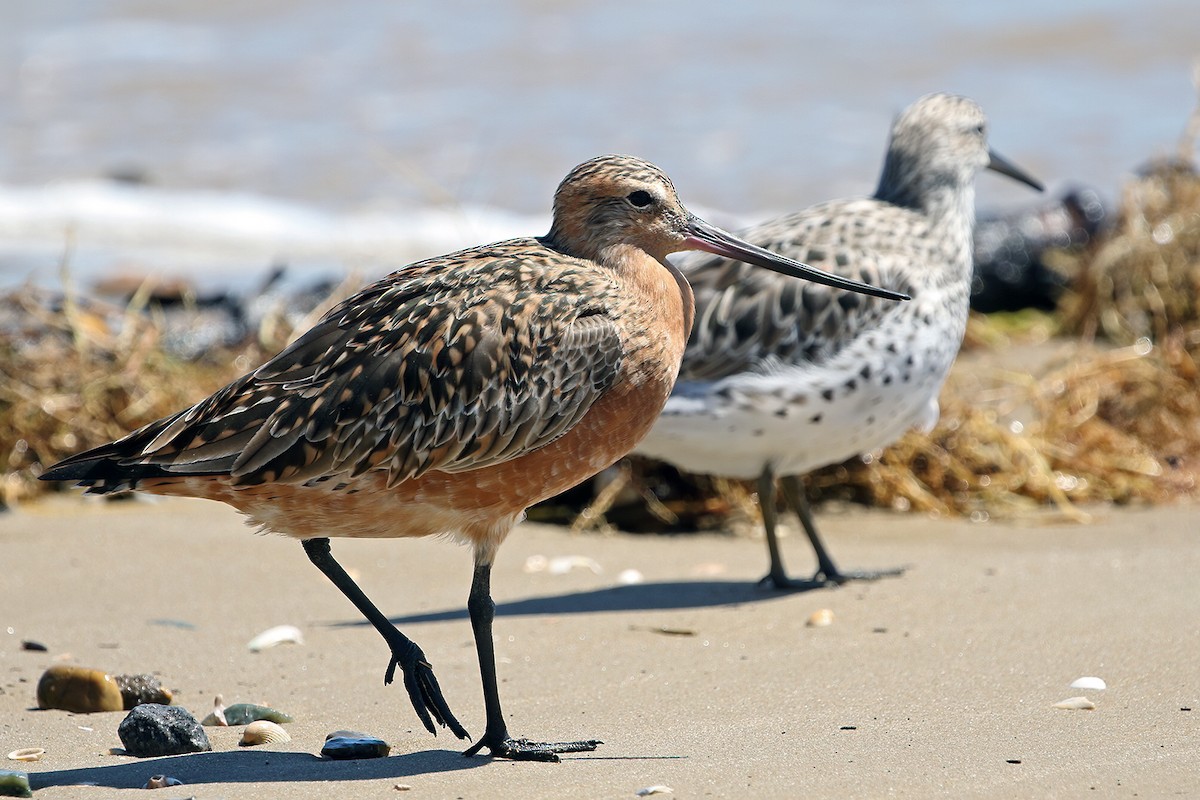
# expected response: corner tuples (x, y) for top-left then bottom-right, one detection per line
(117, 704), (211, 758)
(321, 730), (390, 760)
(19, 641), (47, 652)
(114, 673), (174, 709)
(971, 186), (1109, 313)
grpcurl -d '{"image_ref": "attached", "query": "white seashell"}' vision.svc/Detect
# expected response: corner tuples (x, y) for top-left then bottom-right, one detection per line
(636, 786), (674, 797)
(7, 747), (45, 762)
(806, 608), (835, 628)
(1052, 696), (1096, 710)
(239, 720), (292, 746)
(548, 555), (602, 575)
(247, 625), (304, 652)
(1070, 676), (1106, 691)
(199, 694), (229, 727)
(617, 569), (645, 585)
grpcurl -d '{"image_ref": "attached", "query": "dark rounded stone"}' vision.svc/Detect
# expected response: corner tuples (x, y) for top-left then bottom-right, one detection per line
(117, 704), (211, 758)
(321, 730), (390, 760)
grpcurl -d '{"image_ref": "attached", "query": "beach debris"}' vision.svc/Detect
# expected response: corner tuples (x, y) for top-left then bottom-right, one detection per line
(1052, 696), (1096, 711)
(617, 568), (645, 585)
(246, 624), (304, 652)
(805, 609), (835, 628)
(0, 769), (32, 798)
(19, 641), (47, 652)
(320, 730), (390, 760)
(200, 696), (294, 726)
(631, 625), (696, 637)
(239, 720), (292, 747)
(117, 704), (211, 757)
(523, 554), (603, 575)
(1070, 676), (1107, 691)
(971, 187), (1107, 313)
(635, 786), (674, 797)
(201, 695), (227, 726)
(115, 673), (174, 709)
(142, 774), (184, 789)
(5, 750), (42, 763)
(36, 665), (124, 713)
(394, 785), (412, 792)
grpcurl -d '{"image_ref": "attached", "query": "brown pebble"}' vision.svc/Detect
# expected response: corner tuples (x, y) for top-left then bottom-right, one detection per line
(36, 665), (124, 713)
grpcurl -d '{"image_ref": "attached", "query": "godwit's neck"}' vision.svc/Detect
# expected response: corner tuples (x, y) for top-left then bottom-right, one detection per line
(601, 243), (695, 339)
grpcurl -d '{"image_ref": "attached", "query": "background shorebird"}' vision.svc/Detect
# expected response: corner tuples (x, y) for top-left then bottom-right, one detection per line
(41, 154), (906, 761)
(635, 94), (1043, 590)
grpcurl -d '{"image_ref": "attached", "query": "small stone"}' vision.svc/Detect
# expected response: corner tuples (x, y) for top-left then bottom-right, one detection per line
(0, 770), (32, 798)
(1052, 696), (1096, 711)
(114, 674), (173, 709)
(19, 641), (47, 652)
(805, 609), (834, 628)
(118, 704), (211, 758)
(206, 703), (294, 726)
(321, 730), (390, 760)
(36, 665), (124, 713)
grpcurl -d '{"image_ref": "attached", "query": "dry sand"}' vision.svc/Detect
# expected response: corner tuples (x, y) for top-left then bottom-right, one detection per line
(1, 495), (1197, 798)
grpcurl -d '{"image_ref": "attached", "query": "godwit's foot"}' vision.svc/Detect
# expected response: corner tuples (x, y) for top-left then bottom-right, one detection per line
(758, 565), (907, 590)
(383, 639), (470, 741)
(463, 734), (602, 762)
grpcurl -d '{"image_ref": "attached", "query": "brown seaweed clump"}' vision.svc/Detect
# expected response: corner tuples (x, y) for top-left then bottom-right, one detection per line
(1058, 158), (1200, 344)
(0, 287), (270, 508)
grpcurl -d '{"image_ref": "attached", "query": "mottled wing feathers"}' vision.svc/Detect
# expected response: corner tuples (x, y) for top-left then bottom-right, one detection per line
(680, 201), (919, 381)
(47, 240), (625, 490)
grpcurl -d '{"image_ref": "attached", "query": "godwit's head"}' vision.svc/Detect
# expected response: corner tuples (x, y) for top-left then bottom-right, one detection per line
(876, 93), (1042, 213)
(546, 154), (910, 301)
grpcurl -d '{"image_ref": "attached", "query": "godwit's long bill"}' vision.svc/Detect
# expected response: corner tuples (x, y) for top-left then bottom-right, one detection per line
(40, 154), (907, 762)
(635, 94), (1043, 590)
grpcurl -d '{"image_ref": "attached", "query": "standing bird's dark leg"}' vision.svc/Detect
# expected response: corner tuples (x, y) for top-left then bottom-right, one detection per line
(301, 537), (468, 740)
(778, 474), (906, 585)
(461, 557), (601, 762)
(757, 466), (817, 590)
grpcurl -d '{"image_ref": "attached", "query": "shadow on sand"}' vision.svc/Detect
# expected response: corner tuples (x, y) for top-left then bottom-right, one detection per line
(28, 747), (482, 791)
(368, 578), (816, 627)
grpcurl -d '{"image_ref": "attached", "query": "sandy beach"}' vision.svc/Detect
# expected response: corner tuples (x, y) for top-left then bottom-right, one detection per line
(1, 495), (1196, 798)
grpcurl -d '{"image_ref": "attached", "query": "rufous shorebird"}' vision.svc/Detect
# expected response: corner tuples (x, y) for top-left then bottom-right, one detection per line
(41, 154), (907, 760)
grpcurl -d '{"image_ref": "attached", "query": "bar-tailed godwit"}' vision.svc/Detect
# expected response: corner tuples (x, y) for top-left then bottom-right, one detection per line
(41, 154), (907, 761)
(635, 95), (1042, 589)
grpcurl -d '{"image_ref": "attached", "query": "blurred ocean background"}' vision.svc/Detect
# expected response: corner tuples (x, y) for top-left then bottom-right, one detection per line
(0, 0), (1197, 291)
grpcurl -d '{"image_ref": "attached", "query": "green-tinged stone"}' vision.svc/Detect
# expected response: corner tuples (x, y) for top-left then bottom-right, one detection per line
(201, 702), (294, 726)
(0, 770), (33, 799)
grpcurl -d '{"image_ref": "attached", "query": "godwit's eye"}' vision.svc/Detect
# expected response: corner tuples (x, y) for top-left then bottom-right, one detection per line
(626, 190), (654, 208)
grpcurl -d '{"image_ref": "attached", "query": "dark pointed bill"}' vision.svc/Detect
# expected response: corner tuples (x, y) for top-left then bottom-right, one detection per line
(986, 150), (1044, 192)
(683, 215), (910, 302)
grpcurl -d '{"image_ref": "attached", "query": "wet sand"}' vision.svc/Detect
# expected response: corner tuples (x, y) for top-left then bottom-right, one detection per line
(1, 495), (1197, 798)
